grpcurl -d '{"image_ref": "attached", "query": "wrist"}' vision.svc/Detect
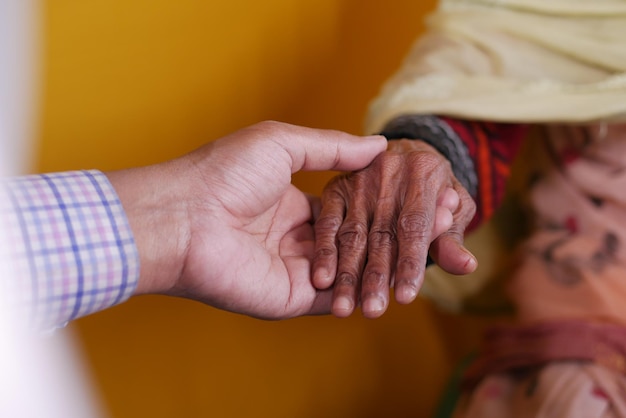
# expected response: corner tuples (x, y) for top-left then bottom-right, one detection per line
(106, 161), (191, 296)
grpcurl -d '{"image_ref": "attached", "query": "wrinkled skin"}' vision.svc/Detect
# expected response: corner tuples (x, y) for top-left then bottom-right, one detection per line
(312, 139), (477, 318)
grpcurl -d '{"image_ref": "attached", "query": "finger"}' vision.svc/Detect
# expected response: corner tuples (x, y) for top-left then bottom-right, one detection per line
(360, 204), (397, 319)
(432, 206), (453, 238)
(429, 183), (477, 274)
(312, 187), (345, 290)
(251, 121), (387, 173)
(393, 162), (443, 304)
(425, 190), (456, 268)
(281, 224), (334, 317)
(359, 156), (400, 319)
(332, 181), (371, 318)
(281, 261), (334, 317)
(394, 204), (436, 304)
(429, 233), (477, 275)
(437, 187), (459, 212)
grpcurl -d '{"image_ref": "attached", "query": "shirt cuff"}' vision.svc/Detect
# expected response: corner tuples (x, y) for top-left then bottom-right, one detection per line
(0, 170), (140, 331)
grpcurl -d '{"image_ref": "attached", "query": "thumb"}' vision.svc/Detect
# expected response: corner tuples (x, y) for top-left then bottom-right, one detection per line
(255, 121), (387, 173)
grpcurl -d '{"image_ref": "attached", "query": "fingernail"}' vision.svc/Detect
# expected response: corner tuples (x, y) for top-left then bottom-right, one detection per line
(313, 269), (330, 289)
(333, 296), (353, 316)
(465, 252), (478, 272)
(459, 247), (477, 271)
(396, 286), (417, 303)
(363, 297), (384, 315)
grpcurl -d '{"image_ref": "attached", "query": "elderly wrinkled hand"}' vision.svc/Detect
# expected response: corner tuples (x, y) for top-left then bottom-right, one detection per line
(312, 139), (477, 318)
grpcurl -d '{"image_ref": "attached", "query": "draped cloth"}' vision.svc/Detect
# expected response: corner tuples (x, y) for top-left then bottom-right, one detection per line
(365, 0), (626, 134)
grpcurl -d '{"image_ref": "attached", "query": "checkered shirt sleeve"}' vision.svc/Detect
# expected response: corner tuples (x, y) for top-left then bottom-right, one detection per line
(0, 170), (140, 330)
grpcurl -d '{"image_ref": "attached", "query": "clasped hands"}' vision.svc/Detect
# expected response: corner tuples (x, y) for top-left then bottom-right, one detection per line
(112, 121), (476, 320)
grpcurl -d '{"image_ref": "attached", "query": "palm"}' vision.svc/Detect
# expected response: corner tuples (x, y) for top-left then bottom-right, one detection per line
(181, 184), (329, 319)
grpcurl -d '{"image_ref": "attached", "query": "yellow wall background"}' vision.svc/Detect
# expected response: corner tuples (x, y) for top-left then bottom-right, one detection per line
(37, 1), (490, 417)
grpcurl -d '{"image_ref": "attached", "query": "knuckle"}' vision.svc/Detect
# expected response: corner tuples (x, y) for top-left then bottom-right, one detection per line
(336, 273), (358, 288)
(256, 120), (283, 130)
(323, 173), (373, 205)
(377, 151), (402, 164)
(368, 229), (396, 249)
(314, 246), (336, 260)
(315, 215), (343, 234)
(249, 120), (284, 138)
(362, 270), (388, 288)
(337, 221), (369, 248)
(320, 192), (347, 211)
(323, 174), (348, 191)
(367, 152), (398, 174)
(397, 213), (431, 237)
(397, 256), (421, 274)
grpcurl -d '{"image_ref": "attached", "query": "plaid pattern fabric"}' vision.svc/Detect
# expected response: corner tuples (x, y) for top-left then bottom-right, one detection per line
(0, 170), (139, 330)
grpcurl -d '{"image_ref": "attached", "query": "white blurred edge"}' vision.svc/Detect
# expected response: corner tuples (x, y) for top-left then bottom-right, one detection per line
(0, 1), (104, 417)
